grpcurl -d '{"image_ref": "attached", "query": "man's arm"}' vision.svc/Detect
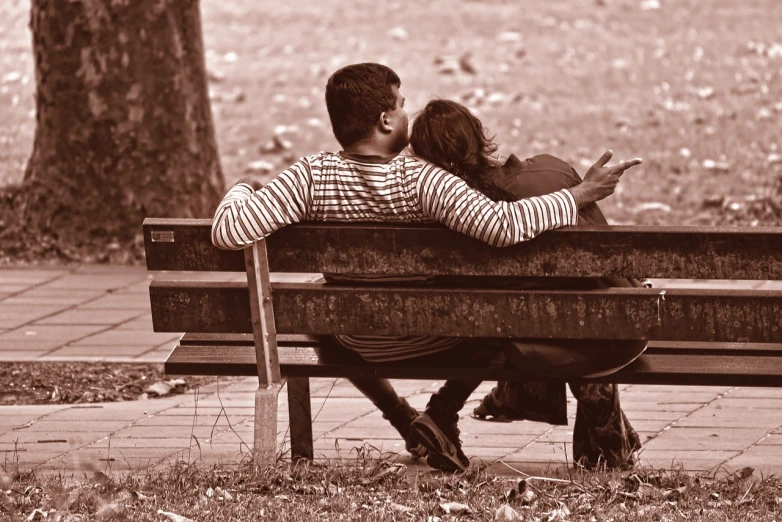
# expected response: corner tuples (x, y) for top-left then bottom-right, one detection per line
(416, 150), (642, 247)
(418, 164), (579, 247)
(211, 160), (312, 250)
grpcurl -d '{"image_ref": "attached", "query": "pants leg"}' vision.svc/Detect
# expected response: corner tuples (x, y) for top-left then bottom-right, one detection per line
(568, 382), (641, 469)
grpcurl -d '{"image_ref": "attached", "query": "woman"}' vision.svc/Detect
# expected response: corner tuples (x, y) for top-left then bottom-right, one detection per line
(408, 98), (644, 469)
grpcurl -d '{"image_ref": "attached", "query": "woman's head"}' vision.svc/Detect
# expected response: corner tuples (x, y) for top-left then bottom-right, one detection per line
(410, 99), (514, 201)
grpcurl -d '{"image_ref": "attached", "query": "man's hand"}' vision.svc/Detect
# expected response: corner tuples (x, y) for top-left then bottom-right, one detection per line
(236, 175), (264, 191)
(570, 150), (642, 208)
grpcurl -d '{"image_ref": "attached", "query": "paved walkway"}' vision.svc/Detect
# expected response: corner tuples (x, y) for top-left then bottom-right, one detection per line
(2, 266), (782, 478)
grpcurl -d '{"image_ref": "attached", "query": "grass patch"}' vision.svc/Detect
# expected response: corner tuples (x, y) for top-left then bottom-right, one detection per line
(1, 452), (781, 521)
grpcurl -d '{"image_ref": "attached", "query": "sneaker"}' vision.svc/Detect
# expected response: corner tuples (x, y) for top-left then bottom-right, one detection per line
(383, 398), (428, 459)
(410, 412), (469, 473)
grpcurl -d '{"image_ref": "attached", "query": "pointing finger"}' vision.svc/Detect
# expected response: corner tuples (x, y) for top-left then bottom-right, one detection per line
(594, 150), (614, 167)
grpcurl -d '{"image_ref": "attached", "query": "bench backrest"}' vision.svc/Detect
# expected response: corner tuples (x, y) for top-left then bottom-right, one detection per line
(144, 218), (782, 341)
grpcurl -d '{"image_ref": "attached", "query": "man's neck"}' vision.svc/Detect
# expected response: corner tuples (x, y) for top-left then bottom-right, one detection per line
(342, 142), (400, 163)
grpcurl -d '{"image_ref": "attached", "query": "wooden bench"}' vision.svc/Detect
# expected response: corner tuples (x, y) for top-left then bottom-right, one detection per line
(143, 218), (782, 463)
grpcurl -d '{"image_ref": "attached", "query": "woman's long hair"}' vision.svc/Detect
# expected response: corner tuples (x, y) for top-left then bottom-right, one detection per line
(409, 99), (517, 202)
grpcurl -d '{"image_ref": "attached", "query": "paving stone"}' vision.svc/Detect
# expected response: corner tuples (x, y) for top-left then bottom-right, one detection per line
(0, 405), (71, 416)
(620, 401), (710, 412)
(625, 410), (691, 422)
(1, 284), (31, 293)
(641, 458), (724, 471)
(625, 384), (733, 394)
(36, 309), (145, 325)
(69, 330), (180, 346)
(15, 288), (104, 300)
(719, 455), (782, 475)
(0, 337), (65, 350)
(78, 294), (151, 310)
(164, 406), (256, 417)
(3, 295), (94, 306)
(89, 437), (205, 449)
(712, 397), (782, 409)
(638, 449), (738, 462)
(42, 274), (148, 291)
(0, 351), (50, 360)
(115, 314), (154, 331)
(0, 324), (108, 342)
(5, 419), (135, 433)
(728, 388), (782, 399)
(72, 266), (147, 276)
(0, 269), (68, 281)
(134, 351), (172, 363)
(46, 345), (154, 358)
(756, 434), (782, 445)
(643, 427), (769, 451)
(0, 305), (66, 328)
(0, 431), (98, 445)
(674, 406), (782, 428)
(112, 424), (259, 442)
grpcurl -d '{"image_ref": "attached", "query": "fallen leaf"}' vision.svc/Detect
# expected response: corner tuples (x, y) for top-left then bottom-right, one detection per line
(26, 509), (47, 521)
(495, 504), (523, 521)
(546, 505), (571, 521)
(143, 379), (185, 397)
(664, 485), (688, 501)
(702, 159), (730, 172)
(440, 501), (471, 515)
(497, 31), (523, 43)
(633, 202), (672, 213)
(158, 510), (195, 522)
(387, 26), (408, 40)
(459, 53), (478, 74)
(390, 502), (414, 513)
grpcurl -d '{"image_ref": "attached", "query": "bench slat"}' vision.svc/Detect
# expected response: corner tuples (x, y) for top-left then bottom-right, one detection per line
(150, 281), (782, 343)
(143, 219), (782, 279)
(165, 343), (782, 387)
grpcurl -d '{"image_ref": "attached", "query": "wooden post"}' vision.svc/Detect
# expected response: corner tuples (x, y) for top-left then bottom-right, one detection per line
(287, 377), (314, 461)
(245, 239), (282, 465)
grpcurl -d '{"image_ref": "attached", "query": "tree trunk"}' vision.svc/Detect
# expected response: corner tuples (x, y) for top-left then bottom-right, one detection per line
(22, 0), (224, 249)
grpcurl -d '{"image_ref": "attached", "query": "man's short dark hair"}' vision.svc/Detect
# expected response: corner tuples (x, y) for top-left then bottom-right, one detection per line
(325, 63), (400, 148)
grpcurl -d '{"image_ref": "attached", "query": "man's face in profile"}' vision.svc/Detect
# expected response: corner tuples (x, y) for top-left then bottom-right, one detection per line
(386, 85), (409, 153)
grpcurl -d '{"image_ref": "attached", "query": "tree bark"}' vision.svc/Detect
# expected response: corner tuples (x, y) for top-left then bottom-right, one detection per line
(22, 0), (224, 248)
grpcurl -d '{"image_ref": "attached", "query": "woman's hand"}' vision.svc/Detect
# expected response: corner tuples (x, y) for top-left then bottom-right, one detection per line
(570, 150), (642, 208)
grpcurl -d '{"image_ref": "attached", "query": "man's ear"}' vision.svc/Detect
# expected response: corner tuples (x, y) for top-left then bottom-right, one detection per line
(378, 111), (393, 134)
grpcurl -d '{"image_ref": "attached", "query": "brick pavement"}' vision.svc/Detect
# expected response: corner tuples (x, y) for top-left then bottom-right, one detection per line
(2, 266), (782, 478)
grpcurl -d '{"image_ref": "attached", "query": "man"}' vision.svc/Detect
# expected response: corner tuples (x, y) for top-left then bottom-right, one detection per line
(211, 63), (642, 472)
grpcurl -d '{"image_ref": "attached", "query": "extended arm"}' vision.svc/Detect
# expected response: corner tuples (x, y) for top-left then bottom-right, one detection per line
(211, 160), (312, 250)
(417, 164), (578, 247)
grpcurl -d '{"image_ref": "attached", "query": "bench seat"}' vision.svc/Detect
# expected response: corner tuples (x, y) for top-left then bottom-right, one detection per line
(166, 334), (782, 387)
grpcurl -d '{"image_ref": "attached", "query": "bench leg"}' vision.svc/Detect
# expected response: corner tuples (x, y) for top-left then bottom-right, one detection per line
(253, 383), (282, 465)
(287, 377), (314, 461)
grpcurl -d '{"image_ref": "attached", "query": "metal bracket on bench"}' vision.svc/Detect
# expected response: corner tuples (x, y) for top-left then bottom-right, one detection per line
(246, 239), (282, 387)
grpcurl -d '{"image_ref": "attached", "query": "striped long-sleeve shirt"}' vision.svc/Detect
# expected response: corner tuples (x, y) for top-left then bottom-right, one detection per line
(211, 151), (579, 361)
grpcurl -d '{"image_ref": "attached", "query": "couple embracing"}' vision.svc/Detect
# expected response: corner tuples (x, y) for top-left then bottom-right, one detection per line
(212, 63), (646, 472)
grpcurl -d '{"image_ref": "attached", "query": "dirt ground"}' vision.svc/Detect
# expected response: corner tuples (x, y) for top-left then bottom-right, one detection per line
(0, 362), (234, 406)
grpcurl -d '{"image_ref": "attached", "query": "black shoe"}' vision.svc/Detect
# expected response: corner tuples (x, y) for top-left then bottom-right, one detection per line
(410, 412), (469, 472)
(383, 398), (427, 459)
